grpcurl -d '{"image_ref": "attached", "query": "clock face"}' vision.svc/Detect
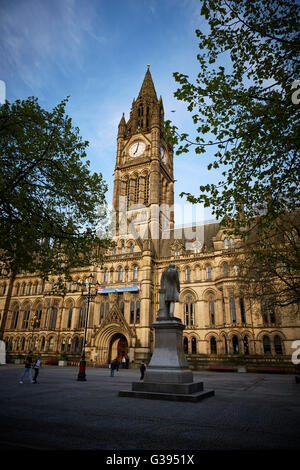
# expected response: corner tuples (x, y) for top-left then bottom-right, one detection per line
(160, 146), (166, 163)
(129, 141), (146, 157)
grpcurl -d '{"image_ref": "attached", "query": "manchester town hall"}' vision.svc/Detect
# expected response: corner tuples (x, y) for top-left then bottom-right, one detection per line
(0, 68), (299, 371)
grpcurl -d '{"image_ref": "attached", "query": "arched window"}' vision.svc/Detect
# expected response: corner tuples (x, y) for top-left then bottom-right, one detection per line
(15, 283), (20, 296)
(48, 336), (54, 351)
(234, 265), (240, 276)
(263, 335), (271, 354)
(210, 337), (217, 354)
(67, 308), (73, 328)
(22, 283), (26, 295)
(35, 305), (42, 329)
(240, 298), (246, 323)
(44, 307), (50, 328)
(133, 265), (138, 280)
(243, 336), (249, 355)
(121, 240), (125, 254)
(78, 307), (85, 328)
(229, 296), (236, 323)
(120, 302), (125, 315)
(274, 335), (283, 355)
(11, 307), (19, 329)
(186, 267), (191, 281)
(136, 301), (140, 324)
(105, 302), (110, 315)
(104, 269), (108, 283)
(184, 295), (195, 326)
(229, 237), (234, 248)
(232, 335), (239, 354)
(130, 300), (140, 324)
(34, 282), (39, 294)
(21, 337), (26, 350)
(130, 301), (135, 324)
(118, 267), (123, 281)
(22, 306), (30, 329)
(100, 303), (104, 322)
(130, 243), (134, 254)
(191, 337), (197, 354)
(41, 336), (45, 351)
(209, 296), (215, 325)
(69, 281), (73, 292)
(74, 337), (79, 352)
(67, 338), (71, 352)
(224, 238), (229, 249)
(206, 265), (212, 280)
(183, 337), (188, 354)
(51, 307), (58, 329)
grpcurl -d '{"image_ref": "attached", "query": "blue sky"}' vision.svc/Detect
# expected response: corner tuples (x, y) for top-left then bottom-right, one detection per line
(1, 0), (218, 225)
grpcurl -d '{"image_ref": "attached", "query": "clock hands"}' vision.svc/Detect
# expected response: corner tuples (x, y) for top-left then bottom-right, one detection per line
(134, 142), (139, 155)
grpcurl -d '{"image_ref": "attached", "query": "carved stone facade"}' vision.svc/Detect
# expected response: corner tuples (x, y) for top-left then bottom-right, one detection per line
(0, 68), (299, 370)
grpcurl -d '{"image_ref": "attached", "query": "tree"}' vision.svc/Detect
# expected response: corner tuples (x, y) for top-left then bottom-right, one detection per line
(165, 0), (299, 235)
(164, 0), (300, 308)
(0, 96), (110, 280)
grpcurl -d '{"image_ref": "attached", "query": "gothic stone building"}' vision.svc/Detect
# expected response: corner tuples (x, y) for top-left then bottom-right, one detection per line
(1, 68), (299, 371)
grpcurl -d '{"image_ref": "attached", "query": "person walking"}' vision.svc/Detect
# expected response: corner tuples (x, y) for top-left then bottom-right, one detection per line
(110, 358), (117, 377)
(19, 351), (33, 384)
(140, 362), (146, 380)
(32, 355), (41, 383)
(121, 356), (126, 369)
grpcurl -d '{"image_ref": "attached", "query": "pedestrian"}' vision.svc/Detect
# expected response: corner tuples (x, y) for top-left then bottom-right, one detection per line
(32, 355), (41, 383)
(19, 351), (33, 384)
(121, 356), (126, 368)
(140, 362), (146, 380)
(115, 358), (120, 372)
(110, 358), (117, 377)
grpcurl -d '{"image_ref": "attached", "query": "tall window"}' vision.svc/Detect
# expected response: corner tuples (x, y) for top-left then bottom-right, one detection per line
(240, 298), (246, 323)
(118, 267), (123, 281)
(105, 302), (110, 316)
(100, 303), (105, 322)
(209, 296), (215, 325)
(78, 307), (85, 328)
(224, 238), (229, 249)
(263, 335), (271, 354)
(232, 335), (239, 354)
(183, 337), (188, 354)
(130, 243), (134, 254)
(184, 296), (195, 326)
(51, 307), (58, 329)
(120, 302), (125, 315)
(274, 335), (283, 355)
(44, 307), (50, 328)
(67, 308), (73, 328)
(133, 265), (138, 280)
(210, 337), (217, 354)
(191, 337), (197, 354)
(261, 299), (276, 324)
(186, 267), (191, 281)
(35, 305), (42, 329)
(229, 296), (236, 322)
(11, 308), (19, 329)
(206, 265), (212, 280)
(243, 336), (249, 355)
(48, 336), (54, 351)
(104, 269), (108, 283)
(22, 306), (30, 329)
(229, 237), (234, 248)
(130, 300), (140, 324)
(41, 337), (45, 351)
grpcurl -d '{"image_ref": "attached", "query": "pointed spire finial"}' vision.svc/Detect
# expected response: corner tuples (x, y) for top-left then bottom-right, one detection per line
(138, 66), (157, 101)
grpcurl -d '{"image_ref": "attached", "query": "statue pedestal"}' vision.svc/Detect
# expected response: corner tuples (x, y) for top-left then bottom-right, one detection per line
(119, 317), (214, 402)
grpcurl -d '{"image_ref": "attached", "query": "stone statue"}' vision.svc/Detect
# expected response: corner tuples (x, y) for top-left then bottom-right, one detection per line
(159, 263), (180, 319)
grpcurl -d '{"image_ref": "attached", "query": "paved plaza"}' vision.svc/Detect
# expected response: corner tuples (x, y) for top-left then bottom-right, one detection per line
(0, 364), (299, 452)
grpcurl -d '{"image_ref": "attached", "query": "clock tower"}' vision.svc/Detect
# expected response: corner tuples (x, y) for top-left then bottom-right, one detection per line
(112, 66), (174, 256)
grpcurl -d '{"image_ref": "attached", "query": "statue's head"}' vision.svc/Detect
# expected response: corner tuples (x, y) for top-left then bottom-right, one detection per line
(169, 263), (175, 269)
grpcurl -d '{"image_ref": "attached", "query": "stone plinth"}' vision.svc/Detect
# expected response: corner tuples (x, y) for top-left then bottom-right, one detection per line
(119, 317), (214, 402)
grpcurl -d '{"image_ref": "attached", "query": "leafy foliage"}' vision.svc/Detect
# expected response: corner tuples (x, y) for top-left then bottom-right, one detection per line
(0, 96), (110, 279)
(165, 0), (300, 235)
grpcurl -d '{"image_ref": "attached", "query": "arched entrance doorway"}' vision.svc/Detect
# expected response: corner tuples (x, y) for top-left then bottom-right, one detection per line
(109, 333), (129, 365)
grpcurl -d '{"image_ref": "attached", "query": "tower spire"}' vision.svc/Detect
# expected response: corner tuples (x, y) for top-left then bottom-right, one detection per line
(138, 66), (158, 101)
